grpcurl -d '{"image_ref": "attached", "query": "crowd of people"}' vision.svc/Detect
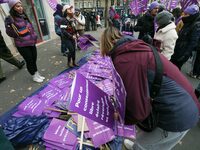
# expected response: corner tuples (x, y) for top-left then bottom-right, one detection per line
(1, 0), (200, 149)
(107, 1), (200, 150)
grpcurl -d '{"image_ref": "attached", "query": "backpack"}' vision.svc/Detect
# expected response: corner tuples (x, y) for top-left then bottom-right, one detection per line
(137, 45), (163, 132)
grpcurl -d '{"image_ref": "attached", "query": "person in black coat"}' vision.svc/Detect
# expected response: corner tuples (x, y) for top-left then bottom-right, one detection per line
(0, 30), (25, 83)
(133, 1), (159, 39)
(171, 4), (200, 70)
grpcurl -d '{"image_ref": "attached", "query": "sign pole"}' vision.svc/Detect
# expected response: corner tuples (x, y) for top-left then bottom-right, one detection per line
(79, 116), (86, 150)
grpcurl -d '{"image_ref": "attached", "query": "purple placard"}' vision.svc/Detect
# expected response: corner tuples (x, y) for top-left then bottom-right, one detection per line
(43, 118), (77, 146)
(82, 34), (97, 41)
(69, 73), (115, 129)
(180, 0), (198, 10)
(111, 64), (126, 121)
(49, 74), (73, 89)
(38, 84), (63, 106)
(129, 0), (148, 15)
(86, 118), (115, 148)
(16, 95), (46, 116)
(117, 124), (136, 139)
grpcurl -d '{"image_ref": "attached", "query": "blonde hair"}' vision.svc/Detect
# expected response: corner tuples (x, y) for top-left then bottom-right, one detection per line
(100, 27), (122, 56)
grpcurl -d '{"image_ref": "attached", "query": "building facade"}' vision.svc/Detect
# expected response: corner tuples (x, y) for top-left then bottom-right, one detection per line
(0, 0), (74, 54)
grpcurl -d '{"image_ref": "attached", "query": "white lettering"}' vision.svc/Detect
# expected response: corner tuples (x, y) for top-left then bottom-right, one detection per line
(83, 80), (89, 111)
(89, 102), (94, 115)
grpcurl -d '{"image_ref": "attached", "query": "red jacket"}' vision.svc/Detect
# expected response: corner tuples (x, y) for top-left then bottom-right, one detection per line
(110, 36), (200, 131)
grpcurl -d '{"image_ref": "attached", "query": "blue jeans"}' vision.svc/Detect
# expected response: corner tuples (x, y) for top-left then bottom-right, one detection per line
(133, 127), (188, 150)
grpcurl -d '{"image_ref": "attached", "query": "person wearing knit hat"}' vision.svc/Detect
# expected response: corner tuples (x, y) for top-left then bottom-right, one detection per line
(155, 10), (173, 27)
(184, 4), (199, 16)
(154, 11), (178, 60)
(149, 1), (160, 12)
(171, 4), (200, 70)
(134, 1), (159, 40)
(5, 0), (45, 83)
(8, 0), (21, 9)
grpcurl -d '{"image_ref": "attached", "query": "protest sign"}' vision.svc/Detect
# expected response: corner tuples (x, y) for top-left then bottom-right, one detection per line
(43, 118), (77, 148)
(15, 95), (46, 116)
(86, 118), (115, 148)
(69, 73), (115, 128)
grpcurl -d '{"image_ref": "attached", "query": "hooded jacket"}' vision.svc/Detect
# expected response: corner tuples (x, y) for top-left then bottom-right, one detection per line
(110, 36), (200, 132)
(154, 22), (178, 60)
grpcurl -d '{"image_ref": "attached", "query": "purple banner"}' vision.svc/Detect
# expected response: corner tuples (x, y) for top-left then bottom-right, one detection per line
(129, 0), (148, 15)
(69, 73), (115, 128)
(180, 0), (198, 10)
(47, 0), (58, 11)
(0, 0), (8, 4)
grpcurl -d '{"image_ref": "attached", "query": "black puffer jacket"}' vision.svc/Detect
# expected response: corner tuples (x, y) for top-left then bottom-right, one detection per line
(171, 13), (200, 62)
(133, 12), (155, 39)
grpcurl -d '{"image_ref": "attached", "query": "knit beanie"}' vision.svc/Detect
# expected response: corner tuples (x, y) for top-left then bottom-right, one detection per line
(56, 4), (63, 11)
(156, 10), (173, 26)
(184, 4), (199, 15)
(149, 1), (160, 11)
(8, 0), (21, 9)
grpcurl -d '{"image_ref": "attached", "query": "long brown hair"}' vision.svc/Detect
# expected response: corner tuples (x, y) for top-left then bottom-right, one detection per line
(100, 26), (122, 56)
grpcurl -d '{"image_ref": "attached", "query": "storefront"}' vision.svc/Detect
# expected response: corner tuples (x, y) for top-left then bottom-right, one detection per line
(21, 0), (50, 42)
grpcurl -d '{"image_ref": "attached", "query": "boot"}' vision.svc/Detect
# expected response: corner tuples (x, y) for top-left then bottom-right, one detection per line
(67, 61), (73, 68)
(32, 73), (43, 83)
(18, 60), (25, 69)
(0, 77), (6, 83)
(35, 71), (45, 80)
(72, 60), (79, 67)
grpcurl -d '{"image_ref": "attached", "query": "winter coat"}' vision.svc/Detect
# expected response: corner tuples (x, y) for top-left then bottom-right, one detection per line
(154, 22), (178, 60)
(110, 36), (200, 132)
(134, 12), (155, 39)
(54, 14), (63, 36)
(5, 15), (37, 47)
(171, 13), (200, 62)
(74, 13), (85, 31)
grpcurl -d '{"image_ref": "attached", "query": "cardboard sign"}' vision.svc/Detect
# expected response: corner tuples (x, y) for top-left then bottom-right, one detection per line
(69, 73), (115, 128)
(86, 118), (115, 148)
(43, 118), (77, 147)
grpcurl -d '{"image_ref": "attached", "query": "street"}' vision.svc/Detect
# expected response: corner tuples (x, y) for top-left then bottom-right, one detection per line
(0, 28), (200, 150)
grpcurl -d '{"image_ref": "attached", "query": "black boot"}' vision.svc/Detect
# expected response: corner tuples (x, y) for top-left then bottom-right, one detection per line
(18, 60), (25, 69)
(0, 77), (6, 83)
(195, 89), (200, 99)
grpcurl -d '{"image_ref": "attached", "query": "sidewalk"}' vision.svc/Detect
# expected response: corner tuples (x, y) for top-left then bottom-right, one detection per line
(0, 29), (103, 116)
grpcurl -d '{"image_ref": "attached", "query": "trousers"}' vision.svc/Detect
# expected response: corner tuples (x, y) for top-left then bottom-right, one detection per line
(17, 46), (37, 75)
(132, 127), (188, 150)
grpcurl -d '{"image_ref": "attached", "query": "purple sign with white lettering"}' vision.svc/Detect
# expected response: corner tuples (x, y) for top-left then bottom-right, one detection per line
(17, 95), (46, 116)
(86, 118), (115, 148)
(69, 73), (115, 128)
(111, 64), (126, 121)
(43, 118), (77, 146)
